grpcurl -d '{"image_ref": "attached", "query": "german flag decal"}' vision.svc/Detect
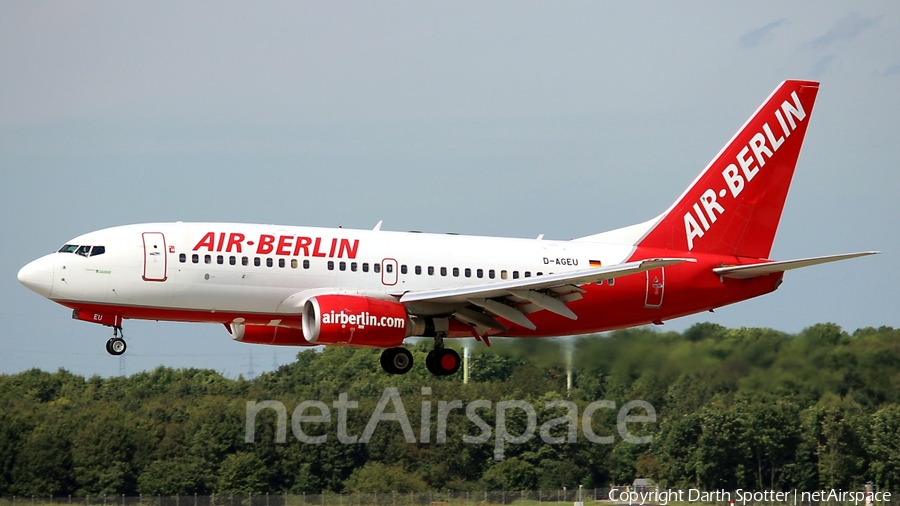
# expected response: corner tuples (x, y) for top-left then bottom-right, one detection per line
(589, 260), (602, 267)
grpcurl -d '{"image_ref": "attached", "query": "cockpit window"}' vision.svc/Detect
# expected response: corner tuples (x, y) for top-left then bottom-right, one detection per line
(60, 245), (106, 257)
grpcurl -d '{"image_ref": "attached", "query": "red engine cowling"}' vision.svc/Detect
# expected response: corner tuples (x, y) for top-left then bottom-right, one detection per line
(228, 324), (318, 346)
(302, 294), (410, 347)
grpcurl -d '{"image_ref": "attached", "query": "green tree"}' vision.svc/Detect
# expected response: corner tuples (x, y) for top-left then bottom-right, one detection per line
(480, 458), (537, 490)
(868, 405), (900, 491)
(215, 452), (270, 494)
(343, 462), (429, 493)
(137, 456), (213, 495)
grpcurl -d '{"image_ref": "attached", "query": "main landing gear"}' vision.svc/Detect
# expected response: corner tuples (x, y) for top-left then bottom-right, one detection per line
(380, 347), (413, 374)
(378, 334), (461, 376)
(105, 326), (127, 356)
(426, 335), (461, 377)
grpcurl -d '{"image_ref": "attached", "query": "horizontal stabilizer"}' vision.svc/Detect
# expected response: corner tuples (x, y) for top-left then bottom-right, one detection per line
(712, 251), (880, 279)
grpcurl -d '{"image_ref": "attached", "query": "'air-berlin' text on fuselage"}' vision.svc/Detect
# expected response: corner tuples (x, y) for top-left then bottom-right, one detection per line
(683, 91), (807, 251)
(192, 232), (359, 259)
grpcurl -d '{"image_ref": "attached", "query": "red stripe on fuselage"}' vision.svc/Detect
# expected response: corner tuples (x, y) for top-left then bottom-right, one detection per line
(54, 300), (303, 329)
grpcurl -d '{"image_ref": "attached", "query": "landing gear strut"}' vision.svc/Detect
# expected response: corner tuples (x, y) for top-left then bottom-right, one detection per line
(380, 347), (413, 374)
(425, 333), (461, 376)
(106, 326), (126, 356)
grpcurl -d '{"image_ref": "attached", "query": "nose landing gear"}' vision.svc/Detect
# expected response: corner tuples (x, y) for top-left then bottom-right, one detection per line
(106, 326), (127, 356)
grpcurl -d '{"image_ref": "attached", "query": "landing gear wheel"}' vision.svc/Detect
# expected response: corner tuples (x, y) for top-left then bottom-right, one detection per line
(107, 337), (126, 356)
(380, 347), (413, 375)
(425, 350), (439, 375)
(437, 348), (461, 376)
(426, 349), (461, 376)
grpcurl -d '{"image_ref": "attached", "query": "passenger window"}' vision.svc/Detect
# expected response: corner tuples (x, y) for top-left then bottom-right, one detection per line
(489, 269), (495, 279)
(279, 258), (285, 268)
(524, 271), (531, 278)
(192, 254), (199, 264)
(229, 256), (236, 266)
(90, 246), (105, 257)
(513, 271), (519, 279)
(362, 262), (369, 272)
(501, 270), (508, 280)
(242, 257), (249, 266)
(374, 264), (381, 273)
(58, 244), (79, 253)
(464, 268), (471, 278)
(537, 272), (543, 276)
(303, 259), (310, 269)
(452, 267), (459, 277)
(217, 255), (224, 265)
(266, 258), (273, 267)
(608, 278), (615, 286)
(400, 265), (407, 274)
(351, 262), (358, 272)
(477, 268), (483, 278)
(291, 259), (298, 269)
(205, 255), (211, 264)
(339, 261), (346, 271)
(440, 267), (447, 276)
(328, 261), (334, 270)
(415, 265), (422, 275)
(386, 264), (393, 273)
(179, 253), (186, 263)
(428, 266), (435, 276)
(254, 257), (261, 267)
(76, 245), (91, 257)
(596, 279), (604, 285)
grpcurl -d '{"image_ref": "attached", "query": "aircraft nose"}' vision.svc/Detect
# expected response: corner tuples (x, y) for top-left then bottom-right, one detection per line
(18, 255), (54, 298)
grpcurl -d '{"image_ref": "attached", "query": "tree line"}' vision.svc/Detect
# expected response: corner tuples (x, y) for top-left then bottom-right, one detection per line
(0, 323), (898, 496)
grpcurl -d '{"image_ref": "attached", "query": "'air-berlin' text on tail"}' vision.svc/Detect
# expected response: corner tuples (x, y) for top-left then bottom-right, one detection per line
(637, 80), (820, 259)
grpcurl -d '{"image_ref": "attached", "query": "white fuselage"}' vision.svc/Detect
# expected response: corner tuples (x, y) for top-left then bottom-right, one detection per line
(33, 222), (635, 320)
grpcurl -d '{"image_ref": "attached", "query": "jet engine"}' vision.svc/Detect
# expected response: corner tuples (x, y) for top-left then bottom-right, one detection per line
(302, 294), (420, 347)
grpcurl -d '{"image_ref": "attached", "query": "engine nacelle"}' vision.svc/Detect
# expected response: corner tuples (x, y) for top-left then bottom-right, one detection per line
(228, 324), (318, 346)
(302, 294), (413, 347)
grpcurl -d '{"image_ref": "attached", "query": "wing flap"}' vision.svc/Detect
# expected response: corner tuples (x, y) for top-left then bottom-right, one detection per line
(713, 251), (879, 279)
(399, 258), (694, 305)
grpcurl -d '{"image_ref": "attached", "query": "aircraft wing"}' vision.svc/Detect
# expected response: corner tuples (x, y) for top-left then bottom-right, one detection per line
(712, 251), (880, 279)
(399, 258), (693, 305)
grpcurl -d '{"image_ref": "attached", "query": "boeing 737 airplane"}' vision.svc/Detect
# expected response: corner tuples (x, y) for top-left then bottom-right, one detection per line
(18, 80), (877, 376)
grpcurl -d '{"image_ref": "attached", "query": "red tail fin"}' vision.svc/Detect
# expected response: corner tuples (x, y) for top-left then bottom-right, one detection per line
(637, 80), (819, 259)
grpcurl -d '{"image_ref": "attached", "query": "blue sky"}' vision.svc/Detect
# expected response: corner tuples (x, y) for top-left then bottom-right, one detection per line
(1, 1), (898, 378)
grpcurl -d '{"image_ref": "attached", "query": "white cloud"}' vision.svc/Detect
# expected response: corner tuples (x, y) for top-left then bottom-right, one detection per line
(738, 18), (789, 49)
(809, 12), (880, 51)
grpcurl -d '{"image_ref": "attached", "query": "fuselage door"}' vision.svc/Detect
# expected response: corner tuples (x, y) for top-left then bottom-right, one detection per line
(381, 258), (398, 286)
(142, 232), (167, 282)
(644, 267), (664, 308)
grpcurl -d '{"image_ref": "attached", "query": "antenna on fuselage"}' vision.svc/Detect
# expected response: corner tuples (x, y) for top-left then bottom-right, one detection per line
(373, 220), (383, 231)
